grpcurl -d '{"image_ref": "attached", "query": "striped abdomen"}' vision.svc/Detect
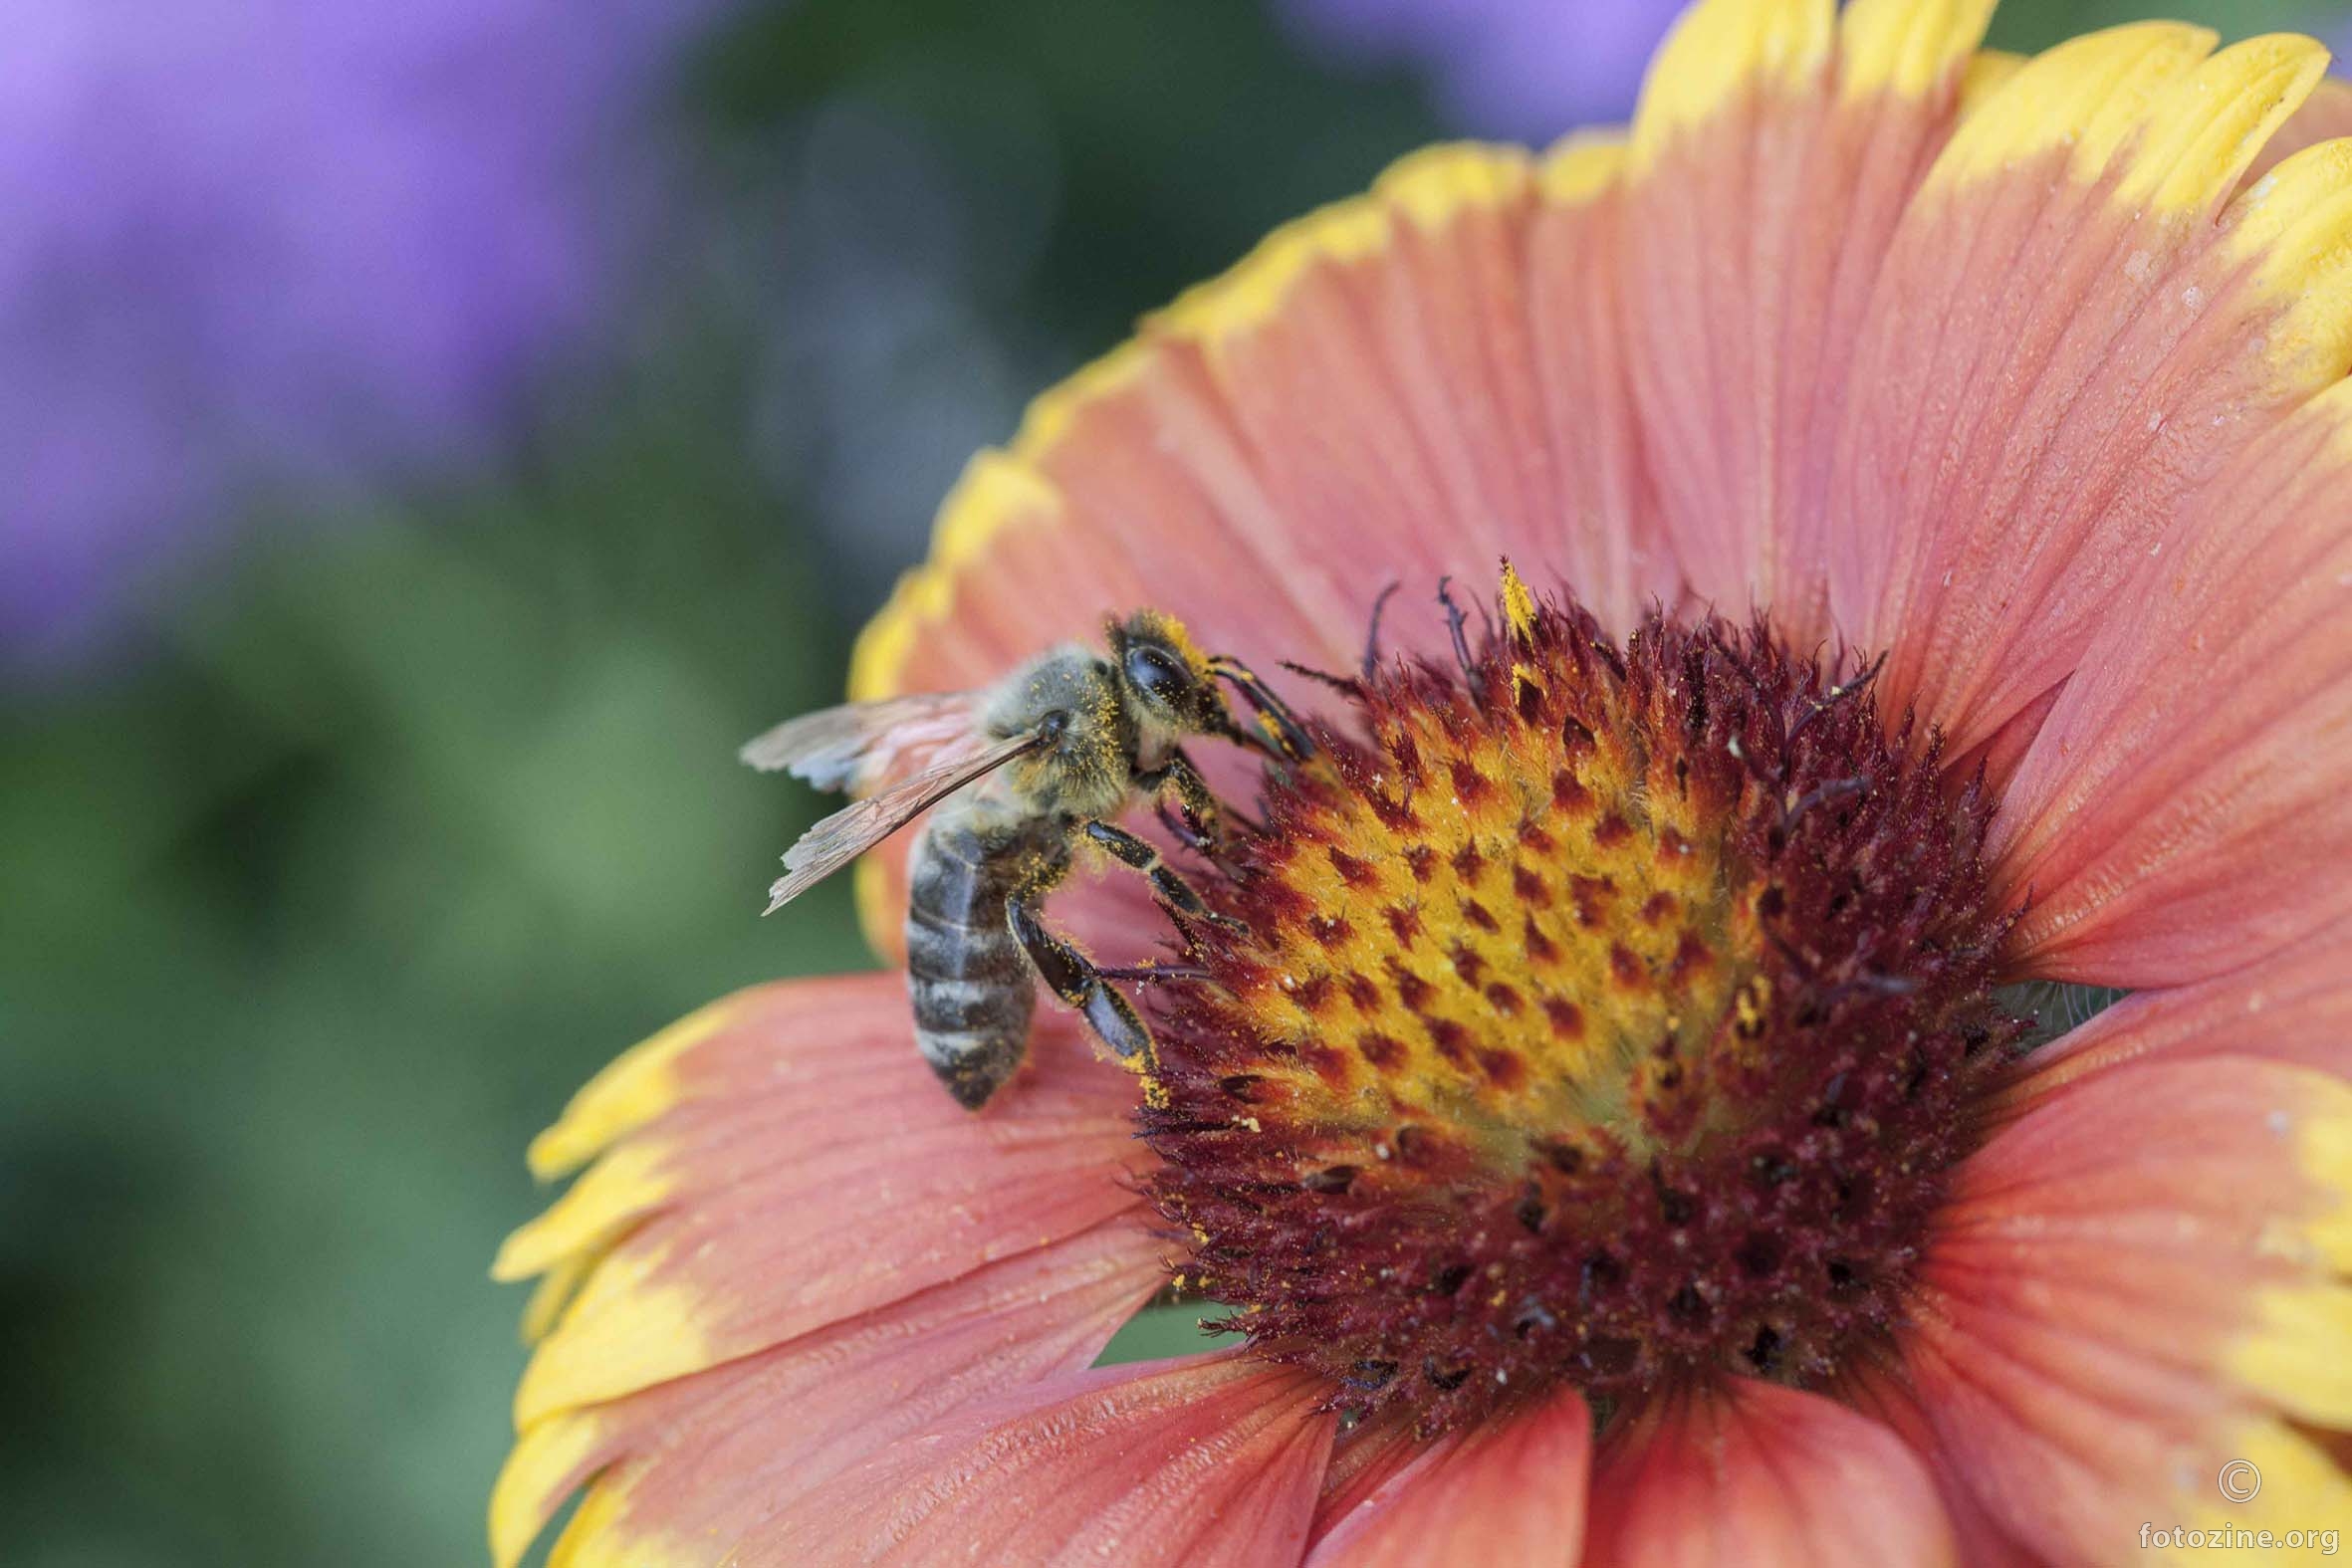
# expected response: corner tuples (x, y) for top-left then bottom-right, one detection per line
(904, 809), (1065, 1109)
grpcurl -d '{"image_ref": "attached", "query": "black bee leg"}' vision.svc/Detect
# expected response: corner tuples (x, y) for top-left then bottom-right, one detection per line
(1361, 579), (1401, 680)
(1210, 655), (1315, 761)
(1436, 574), (1478, 682)
(1155, 795), (1213, 854)
(1167, 750), (1269, 838)
(1139, 750), (1228, 847)
(1007, 891), (1155, 1064)
(1082, 820), (1245, 932)
(1143, 754), (1263, 864)
(1095, 962), (1214, 984)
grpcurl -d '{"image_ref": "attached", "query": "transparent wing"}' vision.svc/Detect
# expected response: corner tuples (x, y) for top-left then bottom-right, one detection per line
(762, 729), (1044, 913)
(739, 691), (982, 792)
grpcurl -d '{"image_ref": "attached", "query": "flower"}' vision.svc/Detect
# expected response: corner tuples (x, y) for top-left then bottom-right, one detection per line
(493, 3), (2352, 1563)
(1281, 0), (1685, 139)
(0, 0), (723, 676)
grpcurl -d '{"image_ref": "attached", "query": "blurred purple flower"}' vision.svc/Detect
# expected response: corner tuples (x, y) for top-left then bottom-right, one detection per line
(0, 0), (726, 674)
(1282, 0), (1681, 142)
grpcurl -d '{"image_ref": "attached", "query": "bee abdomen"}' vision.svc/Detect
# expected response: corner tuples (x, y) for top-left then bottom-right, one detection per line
(904, 819), (1044, 1110)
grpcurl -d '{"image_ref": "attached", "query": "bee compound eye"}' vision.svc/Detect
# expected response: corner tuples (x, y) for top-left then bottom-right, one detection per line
(1126, 645), (1186, 704)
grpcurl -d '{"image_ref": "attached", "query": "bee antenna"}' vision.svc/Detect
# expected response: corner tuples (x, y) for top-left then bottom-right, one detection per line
(1278, 659), (1361, 698)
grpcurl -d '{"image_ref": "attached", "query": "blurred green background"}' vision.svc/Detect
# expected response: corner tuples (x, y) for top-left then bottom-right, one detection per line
(1, 0), (2336, 1562)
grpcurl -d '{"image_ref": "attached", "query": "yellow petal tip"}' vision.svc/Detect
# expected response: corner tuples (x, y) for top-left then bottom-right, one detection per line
(515, 1270), (710, 1429)
(1837, 0), (1996, 103)
(2115, 33), (2329, 215)
(1933, 23), (2219, 191)
(847, 449), (1063, 703)
(1631, 0), (1834, 172)
(497, 1142), (674, 1284)
(491, 1418), (600, 1568)
(1372, 142), (1533, 230)
(1539, 129), (1628, 204)
(525, 999), (736, 1182)
(1151, 196), (1390, 345)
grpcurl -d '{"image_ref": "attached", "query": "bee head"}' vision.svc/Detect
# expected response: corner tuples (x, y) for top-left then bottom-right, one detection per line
(1106, 610), (1228, 735)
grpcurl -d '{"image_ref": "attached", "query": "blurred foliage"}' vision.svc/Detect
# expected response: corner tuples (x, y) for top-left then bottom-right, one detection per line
(0, 0), (2337, 1563)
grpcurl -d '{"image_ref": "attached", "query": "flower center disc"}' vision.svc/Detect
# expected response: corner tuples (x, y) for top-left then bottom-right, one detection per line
(1142, 585), (2024, 1430)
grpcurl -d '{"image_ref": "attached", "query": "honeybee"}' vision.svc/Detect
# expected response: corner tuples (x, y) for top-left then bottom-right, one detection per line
(744, 610), (1310, 1109)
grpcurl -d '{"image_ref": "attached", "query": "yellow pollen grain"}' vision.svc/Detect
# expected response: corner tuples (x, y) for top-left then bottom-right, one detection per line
(1501, 560), (1541, 706)
(1735, 974), (1772, 1034)
(1499, 560), (1538, 643)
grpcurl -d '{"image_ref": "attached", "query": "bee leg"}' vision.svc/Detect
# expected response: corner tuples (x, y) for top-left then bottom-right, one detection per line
(1139, 751), (1228, 848)
(1082, 821), (1245, 933)
(1210, 656), (1316, 761)
(1436, 575), (1479, 682)
(1155, 795), (1213, 854)
(1148, 752), (1268, 843)
(1361, 579), (1401, 681)
(1007, 890), (1156, 1065)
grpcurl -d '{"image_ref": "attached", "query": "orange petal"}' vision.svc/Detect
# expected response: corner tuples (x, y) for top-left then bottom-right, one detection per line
(1583, 1378), (1957, 1566)
(1622, 0), (1994, 635)
(848, 137), (1677, 955)
(1896, 1054), (2352, 1565)
(491, 1216), (1164, 1568)
(1828, 26), (2344, 757)
(727, 1352), (1336, 1567)
(1991, 380), (2352, 986)
(495, 976), (1146, 1427)
(1992, 909), (2352, 1117)
(1310, 1406), (1429, 1546)
(1306, 1390), (1591, 1568)
(856, 142), (1678, 707)
(1527, 133), (1686, 637)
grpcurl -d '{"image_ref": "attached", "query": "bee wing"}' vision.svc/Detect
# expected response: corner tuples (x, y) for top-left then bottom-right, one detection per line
(763, 728), (1046, 913)
(740, 691), (983, 793)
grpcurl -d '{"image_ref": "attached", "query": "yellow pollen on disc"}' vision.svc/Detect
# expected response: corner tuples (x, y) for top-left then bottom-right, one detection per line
(1222, 650), (1767, 1170)
(1150, 599), (2019, 1424)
